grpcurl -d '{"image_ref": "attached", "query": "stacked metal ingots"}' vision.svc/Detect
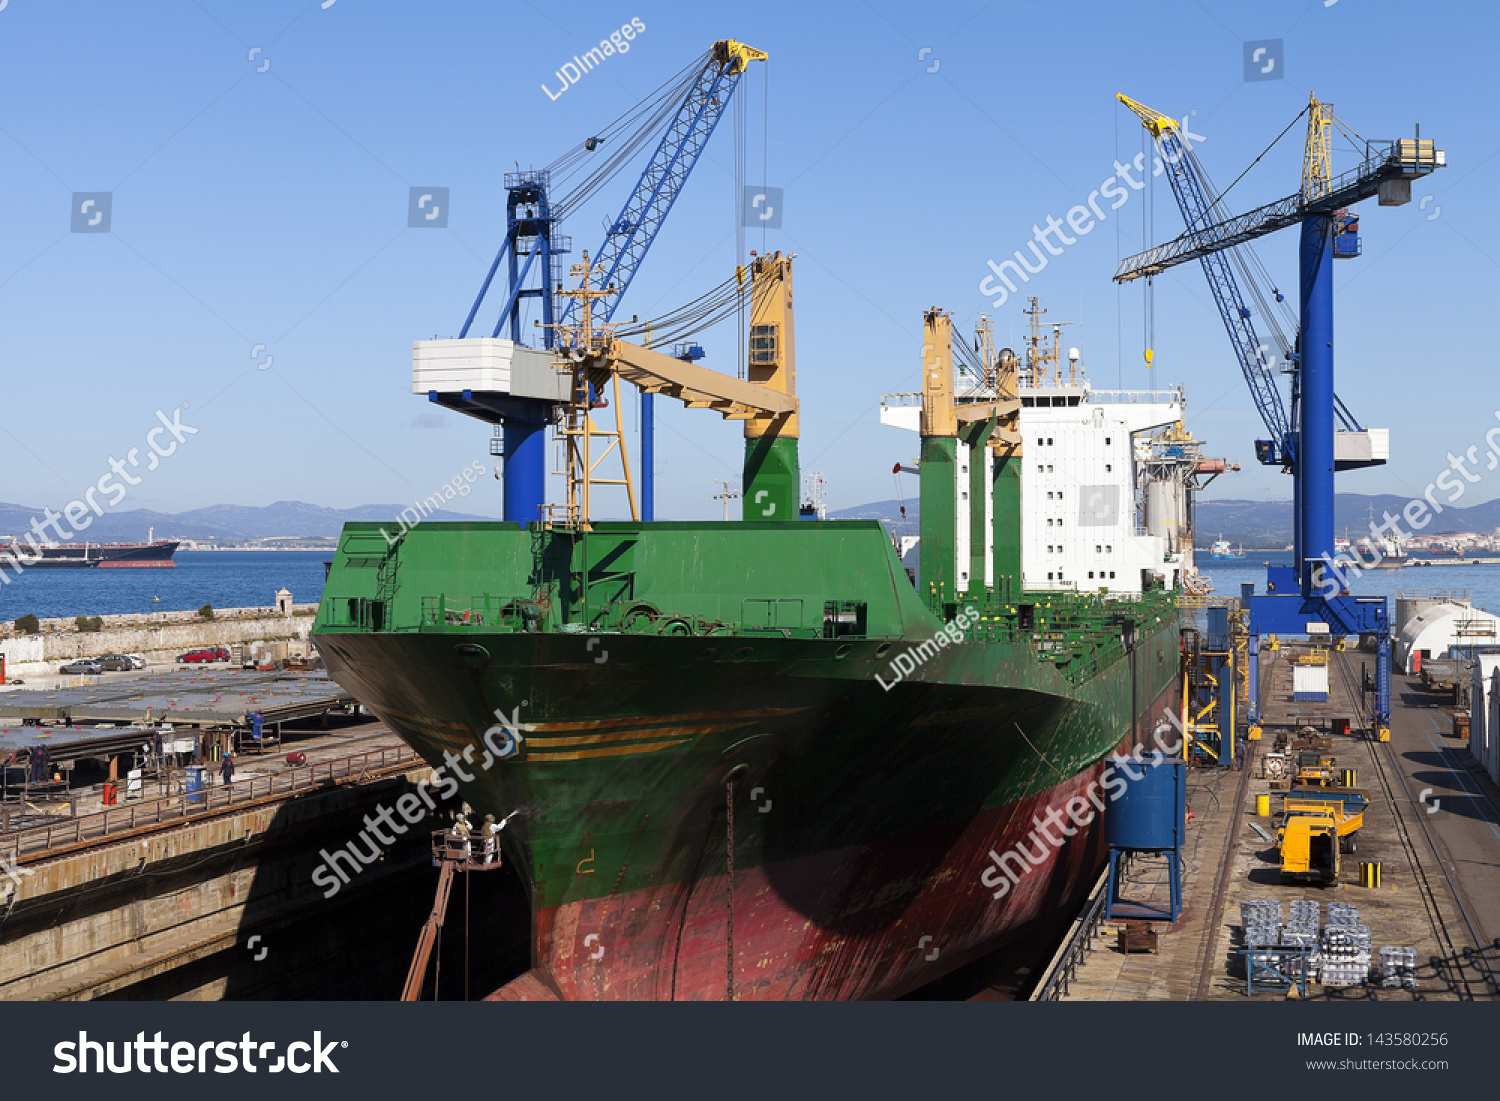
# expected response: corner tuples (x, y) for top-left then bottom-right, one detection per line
(1327, 901), (1361, 927)
(1241, 900), (1283, 978)
(1241, 900), (1283, 946)
(1320, 905), (1373, 987)
(1282, 899), (1320, 949)
(1378, 946), (1418, 990)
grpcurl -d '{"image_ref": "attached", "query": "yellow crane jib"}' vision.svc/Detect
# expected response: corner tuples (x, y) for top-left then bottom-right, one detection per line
(714, 40), (767, 73)
(589, 337), (795, 421)
(1115, 93), (1178, 138)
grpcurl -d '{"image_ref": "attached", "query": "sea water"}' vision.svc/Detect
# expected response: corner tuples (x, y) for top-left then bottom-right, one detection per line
(1200, 557), (1500, 616)
(0, 551), (329, 622)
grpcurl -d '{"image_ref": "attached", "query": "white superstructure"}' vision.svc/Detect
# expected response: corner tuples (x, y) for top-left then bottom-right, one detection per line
(880, 299), (1224, 595)
(1016, 383), (1184, 593)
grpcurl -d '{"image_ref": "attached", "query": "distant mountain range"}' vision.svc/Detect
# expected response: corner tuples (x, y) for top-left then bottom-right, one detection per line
(833, 493), (1500, 549)
(0, 500), (495, 544)
(1196, 495), (1500, 548)
(3, 491), (1494, 548)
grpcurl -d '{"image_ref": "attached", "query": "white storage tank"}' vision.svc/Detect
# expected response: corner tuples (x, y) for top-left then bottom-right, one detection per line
(1395, 603), (1500, 674)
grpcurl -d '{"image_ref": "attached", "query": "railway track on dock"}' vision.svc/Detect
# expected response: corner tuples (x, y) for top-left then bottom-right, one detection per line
(1331, 651), (1498, 999)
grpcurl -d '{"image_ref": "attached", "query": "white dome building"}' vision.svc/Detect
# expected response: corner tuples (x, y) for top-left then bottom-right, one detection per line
(1394, 602), (1500, 674)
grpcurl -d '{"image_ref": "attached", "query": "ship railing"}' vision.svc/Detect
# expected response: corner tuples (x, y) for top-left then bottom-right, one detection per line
(420, 595), (549, 631)
(5, 745), (420, 863)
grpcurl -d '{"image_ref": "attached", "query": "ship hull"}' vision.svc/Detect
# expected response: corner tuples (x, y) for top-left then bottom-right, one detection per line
(315, 614), (1181, 1001)
(0, 540), (179, 568)
(521, 676), (1177, 1001)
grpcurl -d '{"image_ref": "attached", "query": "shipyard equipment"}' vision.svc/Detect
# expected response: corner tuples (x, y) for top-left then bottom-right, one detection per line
(1104, 756), (1186, 922)
(1285, 788), (1368, 852)
(426, 40), (766, 522)
(1278, 807), (1341, 883)
(402, 828), (506, 1002)
(1181, 608), (1243, 766)
(547, 250), (798, 525)
(1116, 93), (1445, 742)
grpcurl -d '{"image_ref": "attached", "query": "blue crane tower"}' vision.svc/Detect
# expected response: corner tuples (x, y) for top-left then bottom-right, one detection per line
(1115, 93), (1444, 740)
(428, 40), (766, 523)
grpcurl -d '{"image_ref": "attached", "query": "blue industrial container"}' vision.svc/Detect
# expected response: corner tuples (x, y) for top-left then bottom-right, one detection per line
(185, 766), (206, 805)
(1105, 756), (1186, 851)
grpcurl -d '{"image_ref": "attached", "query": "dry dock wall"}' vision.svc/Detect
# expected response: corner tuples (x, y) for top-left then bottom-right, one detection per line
(0, 605), (318, 679)
(0, 766), (433, 1001)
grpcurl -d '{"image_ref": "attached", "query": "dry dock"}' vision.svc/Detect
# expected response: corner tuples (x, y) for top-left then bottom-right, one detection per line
(1037, 642), (1500, 1001)
(0, 662), (533, 1001)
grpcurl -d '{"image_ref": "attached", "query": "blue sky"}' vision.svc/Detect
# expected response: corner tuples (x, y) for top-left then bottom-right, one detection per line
(0, 0), (1493, 523)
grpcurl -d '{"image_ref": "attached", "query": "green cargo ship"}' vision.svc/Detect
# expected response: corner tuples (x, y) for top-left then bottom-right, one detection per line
(313, 263), (1190, 999)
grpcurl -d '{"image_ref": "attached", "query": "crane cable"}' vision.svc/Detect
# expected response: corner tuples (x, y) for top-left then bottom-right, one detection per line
(545, 51), (713, 222)
(735, 64), (747, 380)
(613, 271), (751, 347)
(1180, 105), (1310, 234)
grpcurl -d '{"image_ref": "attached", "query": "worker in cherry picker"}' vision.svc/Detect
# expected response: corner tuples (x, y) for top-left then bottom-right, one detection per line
(481, 810), (519, 864)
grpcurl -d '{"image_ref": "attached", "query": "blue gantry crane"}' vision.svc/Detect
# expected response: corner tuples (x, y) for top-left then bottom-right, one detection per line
(431, 40), (766, 523)
(1115, 93), (1445, 740)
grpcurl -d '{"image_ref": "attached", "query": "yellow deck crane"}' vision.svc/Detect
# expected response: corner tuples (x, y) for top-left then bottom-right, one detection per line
(546, 251), (799, 527)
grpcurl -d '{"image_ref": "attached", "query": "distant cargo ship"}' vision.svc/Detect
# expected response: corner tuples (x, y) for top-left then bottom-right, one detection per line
(1209, 538), (1245, 559)
(0, 539), (178, 569)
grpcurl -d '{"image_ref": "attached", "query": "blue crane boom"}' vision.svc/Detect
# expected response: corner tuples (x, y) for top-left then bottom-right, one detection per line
(1114, 97), (1293, 464)
(443, 39), (765, 527)
(1115, 134), (1442, 282)
(461, 40), (765, 347)
(558, 39), (766, 332)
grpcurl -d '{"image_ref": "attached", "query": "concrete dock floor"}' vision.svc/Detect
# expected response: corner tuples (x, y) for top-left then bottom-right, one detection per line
(1054, 643), (1500, 1001)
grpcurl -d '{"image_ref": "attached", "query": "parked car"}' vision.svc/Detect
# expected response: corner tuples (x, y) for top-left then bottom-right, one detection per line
(97, 654), (137, 672)
(175, 647), (230, 664)
(58, 659), (103, 675)
(123, 654), (147, 669)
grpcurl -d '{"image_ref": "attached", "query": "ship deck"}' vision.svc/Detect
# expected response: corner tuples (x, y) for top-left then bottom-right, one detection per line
(1036, 645), (1500, 1001)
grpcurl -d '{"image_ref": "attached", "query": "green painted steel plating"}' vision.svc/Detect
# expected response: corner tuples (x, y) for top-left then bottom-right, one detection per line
(991, 454), (1022, 596)
(742, 435), (799, 521)
(316, 520), (1177, 687)
(918, 436), (957, 600)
